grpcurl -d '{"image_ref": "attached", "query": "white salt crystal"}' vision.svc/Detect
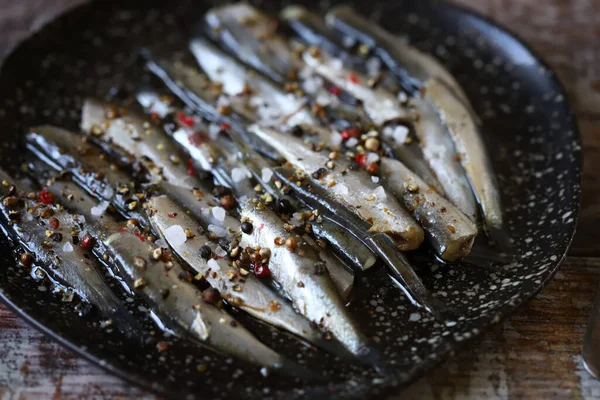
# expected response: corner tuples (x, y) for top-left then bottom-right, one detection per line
(392, 125), (409, 144)
(330, 132), (343, 147)
(302, 76), (323, 95)
(316, 92), (332, 107)
(62, 242), (73, 253)
(373, 186), (387, 201)
(208, 224), (228, 238)
(101, 185), (114, 199)
(367, 152), (380, 164)
(329, 58), (343, 71)
(346, 137), (359, 147)
(261, 168), (273, 183)
(76, 215), (86, 224)
(91, 201), (110, 217)
(207, 259), (219, 269)
(165, 225), (187, 246)
(334, 183), (349, 196)
(208, 123), (221, 139)
(212, 206), (226, 222)
(214, 246), (227, 258)
(366, 57), (381, 77)
(397, 91), (408, 103)
(371, 176), (380, 183)
(151, 100), (171, 118)
(231, 166), (250, 183)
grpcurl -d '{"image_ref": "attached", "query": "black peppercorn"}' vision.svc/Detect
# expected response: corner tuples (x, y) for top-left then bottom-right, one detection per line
(241, 221), (253, 235)
(199, 245), (212, 260)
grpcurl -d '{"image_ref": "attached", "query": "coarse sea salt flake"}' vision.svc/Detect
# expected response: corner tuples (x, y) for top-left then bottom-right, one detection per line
(208, 224), (228, 238)
(392, 125), (409, 144)
(212, 206), (226, 222)
(261, 168), (273, 183)
(373, 186), (387, 200)
(91, 201), (110, 217)
(62, 242), (73, 253)
(165, 225), (187, 246)
(367, 152), (380, 164)
(330, 132), (343, 147)
(231, 166), (250, 183)
(334, 184), (349, 196)
(207, 259), (219, 269)
(371, 176), (380, 183)
(346, 137), (359, 147)
(214, 246), (227, 258)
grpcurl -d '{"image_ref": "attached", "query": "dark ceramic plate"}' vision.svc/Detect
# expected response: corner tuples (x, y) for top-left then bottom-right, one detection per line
(0, 0), (581, 399)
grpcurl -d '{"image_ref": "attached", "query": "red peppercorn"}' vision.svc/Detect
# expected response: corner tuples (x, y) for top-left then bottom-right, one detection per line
(177, 112), (195, 127)
(39, 189), (54, 205)
(187, 159), (195, 176)
(219, 122), (231, 130)
(254, 263), (271, 278)
(80, 234), (94, 249)
(167, 213), (176, 219)
(49, 217), (60, 230)
(348, 73), (360, 84)
(341, 128), (359, 141)
(329, 85), (342, 96)
(355, 153), (367, 167)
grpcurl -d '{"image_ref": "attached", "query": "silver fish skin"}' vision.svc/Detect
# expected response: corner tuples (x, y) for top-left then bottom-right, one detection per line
(0, 171), (138, 334)
(380, 157), (477, 261)
(204, 4), (369, 128)
(250, 124), (424, 250)
(144, 56), (282, 161)
(81, 99), (203, 190)
(310, 219), (376, 271)
(302, 234), (355, 299)
(146, 195), (333, 343)
(325, 6), (471, 106)
(49, 179), (300, 372)
(411, 93), (479, 221)
(301, 48), (409, 126)
(26, 126), (150, 227)
(190, 37), (316, 129)
(158, 182), (240, 242)
(205, 3), (304, 85)
(423, 79), (504, 230)
(382, 133), (445, 196)
(106, 231), (293, 370)
(239, 200), (375, 361)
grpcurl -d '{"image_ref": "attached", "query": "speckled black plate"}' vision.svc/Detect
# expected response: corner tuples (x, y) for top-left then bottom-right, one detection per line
(0, 0), (581, 399)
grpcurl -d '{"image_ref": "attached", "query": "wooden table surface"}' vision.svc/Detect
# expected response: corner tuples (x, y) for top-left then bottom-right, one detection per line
(1, 1), (599, 399)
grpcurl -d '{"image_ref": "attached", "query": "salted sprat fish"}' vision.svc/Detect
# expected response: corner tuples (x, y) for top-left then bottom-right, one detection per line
(250, 124), (424, 250)
(137, 88), (374, 272)
(422, 79), (504, 231)
(189, 37), (316, 129)
(272, 166), (450, 317)
(239, 199), (377, 363)
(26, 126), (151, 227)
(47, 179), (309, 374)
(379, 157), (477, 261)
(81, 99), (205, 190)
(205, 3), (304, 85)
(203, 4), (369, 129)
(325, 5), (471, 106)
(146, 194), (337, 344)
(0, 170), (140, 336)
(144, 54), (281, 161)
(411, 92), (479, 221)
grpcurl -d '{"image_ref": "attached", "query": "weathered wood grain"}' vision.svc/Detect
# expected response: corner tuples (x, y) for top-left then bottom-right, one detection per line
(0, 0), (599, 399)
